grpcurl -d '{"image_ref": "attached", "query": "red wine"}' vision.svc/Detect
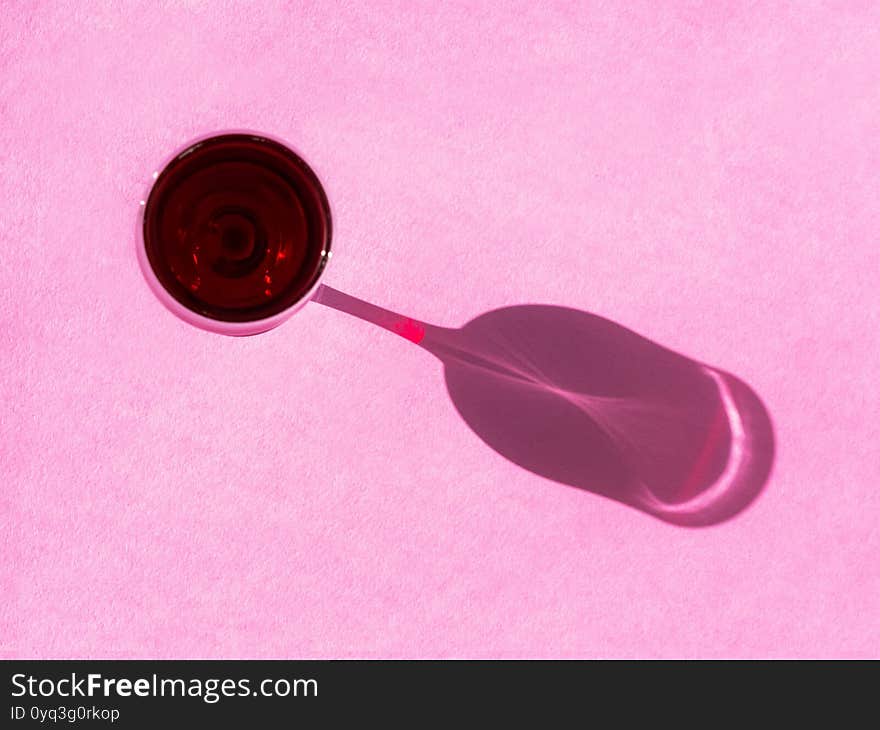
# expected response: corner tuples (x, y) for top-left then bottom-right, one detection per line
(143, 133), (331, 323)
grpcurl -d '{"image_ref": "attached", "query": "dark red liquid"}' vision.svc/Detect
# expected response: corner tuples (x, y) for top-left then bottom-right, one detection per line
(143, 134), (331, 322)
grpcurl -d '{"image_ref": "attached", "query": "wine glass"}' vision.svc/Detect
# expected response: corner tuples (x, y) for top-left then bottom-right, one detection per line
(139, 131), (331, 336)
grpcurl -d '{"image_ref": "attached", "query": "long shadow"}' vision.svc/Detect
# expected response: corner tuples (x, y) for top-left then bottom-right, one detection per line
(314, 285), (775, 526)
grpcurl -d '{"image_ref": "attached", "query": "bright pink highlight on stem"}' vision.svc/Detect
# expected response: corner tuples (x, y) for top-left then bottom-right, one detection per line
(392, 318), (426, 344)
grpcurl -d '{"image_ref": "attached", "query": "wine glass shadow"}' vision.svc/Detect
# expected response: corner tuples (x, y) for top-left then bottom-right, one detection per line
(314, 286), (775, 526)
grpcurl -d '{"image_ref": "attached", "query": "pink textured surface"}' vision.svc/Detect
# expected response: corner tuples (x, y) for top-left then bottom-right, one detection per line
(2, 2), (879, 658)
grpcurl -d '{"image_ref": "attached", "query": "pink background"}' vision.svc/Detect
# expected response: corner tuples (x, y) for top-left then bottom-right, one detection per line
(2, 1), (878, 658)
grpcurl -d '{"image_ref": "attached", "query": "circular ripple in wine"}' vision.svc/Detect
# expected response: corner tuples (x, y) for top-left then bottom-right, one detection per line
(143, 133), (331, 324)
